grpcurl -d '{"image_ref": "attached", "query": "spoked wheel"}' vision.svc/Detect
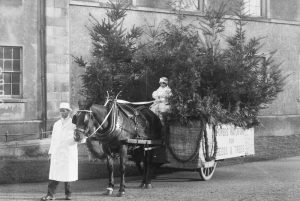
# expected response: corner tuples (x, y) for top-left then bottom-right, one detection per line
(198, 161), (217, 181)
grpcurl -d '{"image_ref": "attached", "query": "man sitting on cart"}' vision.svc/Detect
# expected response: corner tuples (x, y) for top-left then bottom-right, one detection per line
(150, 77), (172, 125)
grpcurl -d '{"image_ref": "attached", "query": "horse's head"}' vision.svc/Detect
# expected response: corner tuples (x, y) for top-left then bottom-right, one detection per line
(73, 104), (109, 142)
(73, 110), (93, 142)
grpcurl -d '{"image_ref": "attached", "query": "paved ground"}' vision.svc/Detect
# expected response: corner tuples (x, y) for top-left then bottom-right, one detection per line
(1, 156), (300, 201)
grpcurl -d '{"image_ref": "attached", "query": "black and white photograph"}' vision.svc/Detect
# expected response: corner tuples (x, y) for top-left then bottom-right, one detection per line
(0, 0), (299, 200)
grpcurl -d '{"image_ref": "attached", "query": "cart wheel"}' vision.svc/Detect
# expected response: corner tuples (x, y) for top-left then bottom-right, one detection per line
(199, 161), (217, 181)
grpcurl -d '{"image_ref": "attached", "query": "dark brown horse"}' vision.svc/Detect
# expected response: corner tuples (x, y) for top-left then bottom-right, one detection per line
(73, 98), (162, 196)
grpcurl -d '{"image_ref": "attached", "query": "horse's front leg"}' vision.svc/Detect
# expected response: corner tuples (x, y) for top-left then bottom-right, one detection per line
(105, 155), (114, 195)
(118, 144), (127, 197)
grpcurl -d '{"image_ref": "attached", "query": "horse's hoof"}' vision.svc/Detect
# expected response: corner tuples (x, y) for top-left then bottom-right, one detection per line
(145, 184), (152, 189)
(139, 183), (146, 188)
(118, 191), (125, 197)
(104, 188), (113, 195)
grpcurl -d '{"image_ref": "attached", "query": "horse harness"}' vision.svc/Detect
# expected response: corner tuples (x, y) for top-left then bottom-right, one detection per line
(76, 101), (150, 143)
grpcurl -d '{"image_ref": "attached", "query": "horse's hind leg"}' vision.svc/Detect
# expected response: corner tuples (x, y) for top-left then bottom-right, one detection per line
(118, 144), (127, 197)
(140, 150), (147, 188)
(144, 150), (154, 189)
(105, 155), (114, 195)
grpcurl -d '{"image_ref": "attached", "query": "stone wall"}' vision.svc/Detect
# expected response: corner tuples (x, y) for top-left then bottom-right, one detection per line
(0, 138), (90, 158)
(46, 0), (71, 124)
(271, 0), (300, 21)
(0, 0), (42, 137)
(0, 139), (139, 184)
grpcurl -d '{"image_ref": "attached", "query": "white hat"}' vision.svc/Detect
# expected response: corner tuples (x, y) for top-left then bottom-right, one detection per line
(59, 102), (72, 111)
(159, 77), (168, 84)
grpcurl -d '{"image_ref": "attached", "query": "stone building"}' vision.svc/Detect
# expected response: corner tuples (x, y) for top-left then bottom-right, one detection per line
(0, 0), (300, 140)
(0, 0), (44, 140)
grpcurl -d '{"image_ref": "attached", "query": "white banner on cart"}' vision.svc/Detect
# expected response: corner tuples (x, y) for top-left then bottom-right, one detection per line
(212, 125), (255, 160)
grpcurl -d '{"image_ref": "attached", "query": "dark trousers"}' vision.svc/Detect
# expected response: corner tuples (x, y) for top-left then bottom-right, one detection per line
(47, 180), (71, 197)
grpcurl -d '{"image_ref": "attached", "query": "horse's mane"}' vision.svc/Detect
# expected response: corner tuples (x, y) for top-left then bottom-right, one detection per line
(78, 98), (93, 110)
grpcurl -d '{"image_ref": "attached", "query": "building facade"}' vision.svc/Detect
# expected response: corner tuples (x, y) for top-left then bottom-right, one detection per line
(0, 0), (44, 140)
(0, 0), (300, 139)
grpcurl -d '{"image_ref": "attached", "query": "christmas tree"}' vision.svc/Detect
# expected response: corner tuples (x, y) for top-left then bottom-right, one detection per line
(74, 0), (143, 103)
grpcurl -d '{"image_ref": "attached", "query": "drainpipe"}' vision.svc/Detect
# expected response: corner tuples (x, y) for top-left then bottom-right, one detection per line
(39, 0), (47, 131)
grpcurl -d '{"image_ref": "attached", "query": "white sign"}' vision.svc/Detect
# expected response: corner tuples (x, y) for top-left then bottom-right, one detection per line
(215, 125), (255, 160)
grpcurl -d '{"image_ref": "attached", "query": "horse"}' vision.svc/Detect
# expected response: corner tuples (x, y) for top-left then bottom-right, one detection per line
(73, 97), (163, 197)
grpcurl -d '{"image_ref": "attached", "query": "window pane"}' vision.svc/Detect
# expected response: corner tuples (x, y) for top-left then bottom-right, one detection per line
(0, 85), (3, 95)
(135, 0), (170, 9)
(4, 84), (11, 95)
(0, 75), (3, 87)
(0, 75), (3, 95)
(171, 0), (199, 11)
(13, 60), (20, 71)
(13, 47), (20, 59)
(0, 47), (3, 59)
(11, 73), (20, 83)
(4, 60), (12, 71)
(4, 47), (13, 59)
(0, 59), (3, 72)
(244, 0), (261, 17)
(12, 84), (20, 95)
(4, 73), (11, 83)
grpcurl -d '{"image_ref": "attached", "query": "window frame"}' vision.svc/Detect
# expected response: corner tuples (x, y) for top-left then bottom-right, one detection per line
(130, 0), (267, 18)
(132, 0), (204, 12)
(0, 45), (23, 99)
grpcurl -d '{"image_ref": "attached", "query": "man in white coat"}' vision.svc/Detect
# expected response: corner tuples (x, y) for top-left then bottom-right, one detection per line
(41, 102), (78, 201)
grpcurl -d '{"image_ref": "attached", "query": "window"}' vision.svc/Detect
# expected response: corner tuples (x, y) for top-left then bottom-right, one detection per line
(203, 0), (265, 18)
(133, 0), (200, 11)
(243, 0), (262, 17)
(171, 0), (200, 11)
(0, 46), (22, 97)
(71, 0), (131, 4)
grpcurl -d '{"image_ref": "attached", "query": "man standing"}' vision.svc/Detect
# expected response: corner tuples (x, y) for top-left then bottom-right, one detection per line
(41, 102), (78, 201)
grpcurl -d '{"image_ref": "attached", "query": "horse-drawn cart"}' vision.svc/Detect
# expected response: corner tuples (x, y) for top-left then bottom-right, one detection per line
(74, 98), (255, 196)
(127, 122), (255, 181)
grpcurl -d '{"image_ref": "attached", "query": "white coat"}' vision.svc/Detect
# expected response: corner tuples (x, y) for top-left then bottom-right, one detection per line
(48, 117), (78, 182)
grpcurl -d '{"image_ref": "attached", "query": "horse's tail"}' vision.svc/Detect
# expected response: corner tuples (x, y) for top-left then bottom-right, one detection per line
(86, 138), (107, 160)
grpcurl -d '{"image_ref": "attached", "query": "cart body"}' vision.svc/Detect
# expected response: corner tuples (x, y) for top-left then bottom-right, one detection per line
(163, 124), (255, 180)
(127, 123), (255, 181)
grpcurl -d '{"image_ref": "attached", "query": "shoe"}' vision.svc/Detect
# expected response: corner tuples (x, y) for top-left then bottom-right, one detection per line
(65, 195), (71, 200)
(40, 195), (55, 200)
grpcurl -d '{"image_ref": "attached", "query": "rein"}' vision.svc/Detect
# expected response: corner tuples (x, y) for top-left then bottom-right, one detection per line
(77, 98), (153, 140)
(76, 105), (114, 139)
(88, 105), (114, 138)
(116, 99), (154, 105)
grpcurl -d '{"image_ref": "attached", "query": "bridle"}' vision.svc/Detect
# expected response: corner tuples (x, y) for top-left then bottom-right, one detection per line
(74, 109), (94, 136)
